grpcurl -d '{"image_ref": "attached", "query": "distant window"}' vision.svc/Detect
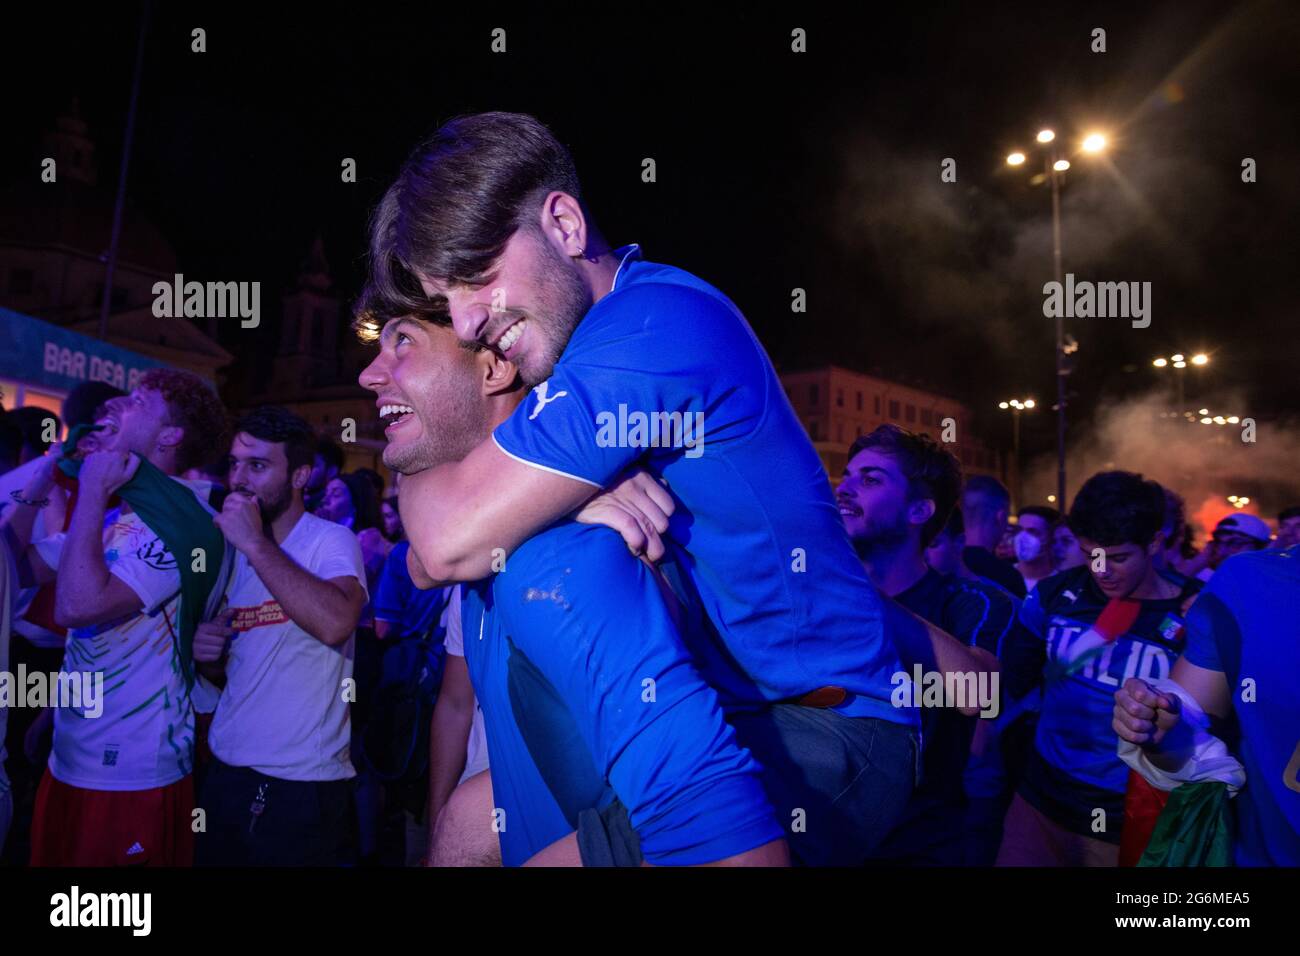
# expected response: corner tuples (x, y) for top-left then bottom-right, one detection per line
(921, 409), (932, 425)
(836, 422), (844, 442)
(810, 384), (819, 404)
(906, 404), (916, 423)
(874, 396), (881, 415)
(889, 400), (900, 419)
(9, 268), (34, 295)
(836, 389), (844, 408)
(961, 449), (972, 466)
(856, 391), (863, 411)
(809, 420), (820, 441)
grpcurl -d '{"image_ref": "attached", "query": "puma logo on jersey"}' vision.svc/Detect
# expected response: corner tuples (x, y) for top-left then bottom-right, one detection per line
(529, 381), (568, 420)
(126, 842), (145, 856)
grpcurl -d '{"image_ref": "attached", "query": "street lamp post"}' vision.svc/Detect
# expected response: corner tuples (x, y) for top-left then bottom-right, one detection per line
(1048, 145), (1067, 514)
(1006, 128), (1107, 513)
(999, 398), (1036, 509)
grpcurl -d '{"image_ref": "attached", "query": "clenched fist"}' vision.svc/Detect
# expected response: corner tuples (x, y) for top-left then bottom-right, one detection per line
(78, 450), (140, 499)
(213, 491), (267, 555)
(1113, 677), (1182, 747)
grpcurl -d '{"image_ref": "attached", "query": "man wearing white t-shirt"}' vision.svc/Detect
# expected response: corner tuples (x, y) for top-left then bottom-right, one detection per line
(195, 406), (367, 866)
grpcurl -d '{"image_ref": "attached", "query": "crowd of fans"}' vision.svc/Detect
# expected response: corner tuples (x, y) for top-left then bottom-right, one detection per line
(1, 110), (1296, 869)
(1, 373), (1294, 867)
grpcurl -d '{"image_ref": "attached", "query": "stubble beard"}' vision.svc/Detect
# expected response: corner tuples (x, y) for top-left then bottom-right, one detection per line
(516, 239), (592, 387)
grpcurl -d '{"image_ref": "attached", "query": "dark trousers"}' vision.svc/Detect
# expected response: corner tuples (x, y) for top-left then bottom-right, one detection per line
(730, 706), (918, 866)
(195, 757), (354, 866)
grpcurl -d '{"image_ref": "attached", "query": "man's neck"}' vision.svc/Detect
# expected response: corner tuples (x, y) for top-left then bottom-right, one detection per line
(859, 539), (930, 597)
(1126, 565), (1179, 601)
(582, 244), (628, 309)
(268, 499), (306, 546)
(144, 447), (178, 478)
(1018, 558), (1053, 581)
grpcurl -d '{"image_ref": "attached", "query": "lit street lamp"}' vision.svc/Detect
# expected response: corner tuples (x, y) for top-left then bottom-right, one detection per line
(1153, 352), (1210, 408)
(999, 397), (1036, 508)
(1005, 128), (1109, 509)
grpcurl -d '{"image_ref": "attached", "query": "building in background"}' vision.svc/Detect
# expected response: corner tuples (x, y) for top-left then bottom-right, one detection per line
(0, 104), (232, 385)
(240, 239), (388, 482)
(780, 365), (1005, 484)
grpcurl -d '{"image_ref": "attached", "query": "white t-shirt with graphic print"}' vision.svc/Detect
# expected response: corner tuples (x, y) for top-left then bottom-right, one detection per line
(208, 511), (366, 782)
(36, 478), (217, 791)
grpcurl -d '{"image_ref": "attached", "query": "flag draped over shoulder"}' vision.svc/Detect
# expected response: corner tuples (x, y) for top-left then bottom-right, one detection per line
(59, 426), (230, 689)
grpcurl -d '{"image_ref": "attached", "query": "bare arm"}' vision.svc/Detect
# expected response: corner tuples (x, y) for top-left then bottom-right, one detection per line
(242, 541), (364, 648)
(398, 441), (595, 585)
(426, 654), (475, 860)
(214, 493), (364, 647)
(0, 455), (62, 586)
(888, 599), (1001, 717)
(54, 471), (142, 629)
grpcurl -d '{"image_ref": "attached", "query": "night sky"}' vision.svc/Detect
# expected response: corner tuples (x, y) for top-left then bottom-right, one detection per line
(4, 1), (1298, 505)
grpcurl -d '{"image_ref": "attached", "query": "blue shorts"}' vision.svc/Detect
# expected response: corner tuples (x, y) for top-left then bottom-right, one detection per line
(577, 705), (917, 867)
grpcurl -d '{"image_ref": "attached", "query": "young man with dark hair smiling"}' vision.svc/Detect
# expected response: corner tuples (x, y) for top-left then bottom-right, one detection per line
(836, 425), (1014, 865)
(355, 292), (787, 867)
(368, 113), (996, 863)
(997, 470), (1200, 866)
(193, 405), (368, 866)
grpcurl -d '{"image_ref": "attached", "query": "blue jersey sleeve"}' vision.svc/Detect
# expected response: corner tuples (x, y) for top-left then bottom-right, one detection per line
(1183, 578), (1232, 674)
(493, 283), (752, 489)
(497, 525), (782, 865)
(372, 543), (411, 625)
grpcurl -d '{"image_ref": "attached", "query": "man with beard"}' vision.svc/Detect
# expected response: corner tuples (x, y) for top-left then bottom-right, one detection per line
(194, 406), (367, 866)
(357, 297), (787, 867)
(370, 113), (996, 862)
(835, 425), (1013, 865)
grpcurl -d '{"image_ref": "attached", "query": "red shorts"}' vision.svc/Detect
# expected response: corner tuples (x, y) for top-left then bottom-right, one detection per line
(30, 770), (196, 867)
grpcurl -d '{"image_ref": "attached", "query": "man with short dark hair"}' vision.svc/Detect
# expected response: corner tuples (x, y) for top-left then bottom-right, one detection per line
(1276, 506), (1300, 551)
(1014, 505), (1060, 593)
(194, 405), (367, 866)
(5, 407), (60, 466)
(960, 476), (1026, 598)
(997, 470), (1200, 866)
(305, 437), (344, 515)
(836, 425), (1013, 864)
